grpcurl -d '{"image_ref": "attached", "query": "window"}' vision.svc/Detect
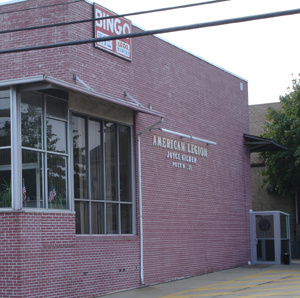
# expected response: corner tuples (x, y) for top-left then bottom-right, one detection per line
(1, 86), (134, 234)
(0, 89), (11, 208)
(21, 91), (69, 209)
(72, 114), (133, 234)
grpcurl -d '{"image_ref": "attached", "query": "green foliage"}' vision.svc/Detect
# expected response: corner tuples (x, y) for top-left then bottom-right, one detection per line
(0, 180), (11, 207)
(260, 76), (300, 195)
(49, 193), (66, 209)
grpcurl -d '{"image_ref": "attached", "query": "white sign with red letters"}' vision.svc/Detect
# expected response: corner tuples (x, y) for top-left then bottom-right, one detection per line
(94, 4), (132, 61)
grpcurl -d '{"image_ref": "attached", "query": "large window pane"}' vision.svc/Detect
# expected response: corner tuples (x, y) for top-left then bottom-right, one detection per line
(73, 115), (87, 200)
(21, 92), (43, 149)
(91, 202), (104, 234)
(121, 204), (132, 234)
(106, 203), (118, 234)
(0, 149), (11, 208)
(89, 119), (102, 200)
(22, 149), (44, 208)
(105, 122), (116, 201)
(75, 201), (89, 234)
(0, 90), (10, 147)
(47, 119), (67, 153)
(48, 154), (67, 209)
(119, 125), (131, 202)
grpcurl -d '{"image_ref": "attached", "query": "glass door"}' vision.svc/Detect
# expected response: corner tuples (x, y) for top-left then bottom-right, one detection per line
(255, 214), (275, 262)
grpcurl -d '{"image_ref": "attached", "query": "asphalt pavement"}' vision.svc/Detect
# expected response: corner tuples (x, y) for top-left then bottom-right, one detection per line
(100, 260), (300, 298)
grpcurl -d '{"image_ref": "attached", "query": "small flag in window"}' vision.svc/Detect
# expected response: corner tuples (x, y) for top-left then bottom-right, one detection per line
(48, 183), (56, 203)
(22, 181), (26, 201)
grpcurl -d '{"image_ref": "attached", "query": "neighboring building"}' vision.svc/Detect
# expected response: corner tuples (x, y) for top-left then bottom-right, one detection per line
(249, 103), (300, 258)
(0, 0), (252, 297)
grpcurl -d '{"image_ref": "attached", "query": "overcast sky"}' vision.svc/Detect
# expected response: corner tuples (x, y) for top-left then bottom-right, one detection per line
(1, 0), (300, 105)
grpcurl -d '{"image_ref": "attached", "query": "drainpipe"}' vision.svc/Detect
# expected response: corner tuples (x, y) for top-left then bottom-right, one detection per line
(137, 117), (163, 285)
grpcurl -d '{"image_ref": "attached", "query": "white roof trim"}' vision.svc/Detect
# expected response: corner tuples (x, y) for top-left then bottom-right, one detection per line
(0, 0), (28, 6)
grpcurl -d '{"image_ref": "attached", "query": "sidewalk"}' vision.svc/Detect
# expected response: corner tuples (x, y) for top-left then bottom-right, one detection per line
(100, 260), (300, 298)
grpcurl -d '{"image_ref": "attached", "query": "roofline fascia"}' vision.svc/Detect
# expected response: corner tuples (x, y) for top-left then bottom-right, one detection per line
(0, 0), (27, 6)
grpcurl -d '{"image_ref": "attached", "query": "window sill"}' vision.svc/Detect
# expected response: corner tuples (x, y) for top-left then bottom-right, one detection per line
(0, 208), (75, 214)
(75, 234), (138, 241)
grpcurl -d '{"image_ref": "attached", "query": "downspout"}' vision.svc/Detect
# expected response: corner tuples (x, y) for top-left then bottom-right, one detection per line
(137, 117), (163, 285)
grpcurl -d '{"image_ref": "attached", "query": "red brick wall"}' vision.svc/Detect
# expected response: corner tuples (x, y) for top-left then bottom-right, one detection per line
(0, 212), (140, 298)
(0, 0), (252, 297)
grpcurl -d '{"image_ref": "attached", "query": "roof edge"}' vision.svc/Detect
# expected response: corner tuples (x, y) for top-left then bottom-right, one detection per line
(0, 75), (165, 118)
(244, 134), (288, 152)
(85, 1), (247, 82)
(0, 0), (27, 6)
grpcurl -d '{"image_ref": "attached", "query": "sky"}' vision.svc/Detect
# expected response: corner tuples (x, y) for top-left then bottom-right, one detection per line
(1, 0), (300, 105)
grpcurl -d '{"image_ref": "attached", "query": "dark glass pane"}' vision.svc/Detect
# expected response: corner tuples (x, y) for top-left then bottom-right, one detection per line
(48, 154), (67, 209)
(46, 96), (67, 119)
(280, 214), (288, 239)
(256, 215), (274, 239)
(75, 201), (89, 234)
(21, 92), (43, 149)
(0, 90), (10, 147)
(0, 148), (11, 208)
(104, 122), (116, 201)
(91, 202), (104, 234)
(89, 119), (103, 200)
(22, 149), (44, 208)
(106, 203), (118, 234)
(73, 115), (87, 200)
(257, 239), (275, 262)
(119, 125), (131, 202)
(47, 118), (67, 153)
(121, 204), (132, 234)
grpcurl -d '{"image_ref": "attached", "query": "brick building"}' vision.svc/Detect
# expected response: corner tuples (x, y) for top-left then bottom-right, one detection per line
(0, 0), (252, 297)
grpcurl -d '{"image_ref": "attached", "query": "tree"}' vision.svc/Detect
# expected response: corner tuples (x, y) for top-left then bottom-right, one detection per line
(260, 76), (300, 196)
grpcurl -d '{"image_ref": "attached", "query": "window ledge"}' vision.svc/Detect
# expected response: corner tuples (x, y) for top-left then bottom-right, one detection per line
(76, 234), (138, 241)
(0, 208), (75, 215)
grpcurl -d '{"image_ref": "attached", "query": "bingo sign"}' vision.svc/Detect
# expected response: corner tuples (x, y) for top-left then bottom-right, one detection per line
(94, 4), (132, 61)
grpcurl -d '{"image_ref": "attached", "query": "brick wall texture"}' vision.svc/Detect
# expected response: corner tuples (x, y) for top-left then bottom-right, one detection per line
(0, 0), (252, 297)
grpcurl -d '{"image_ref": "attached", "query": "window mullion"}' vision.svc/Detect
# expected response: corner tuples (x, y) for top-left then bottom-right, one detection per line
(43, 96), (48, 209)
(86, 117), (92, 234)
(69, 112), (74, 211)
(130, 126), (135, 234)
(11, 87), (21, 210)
(102, 120), (107, 234)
